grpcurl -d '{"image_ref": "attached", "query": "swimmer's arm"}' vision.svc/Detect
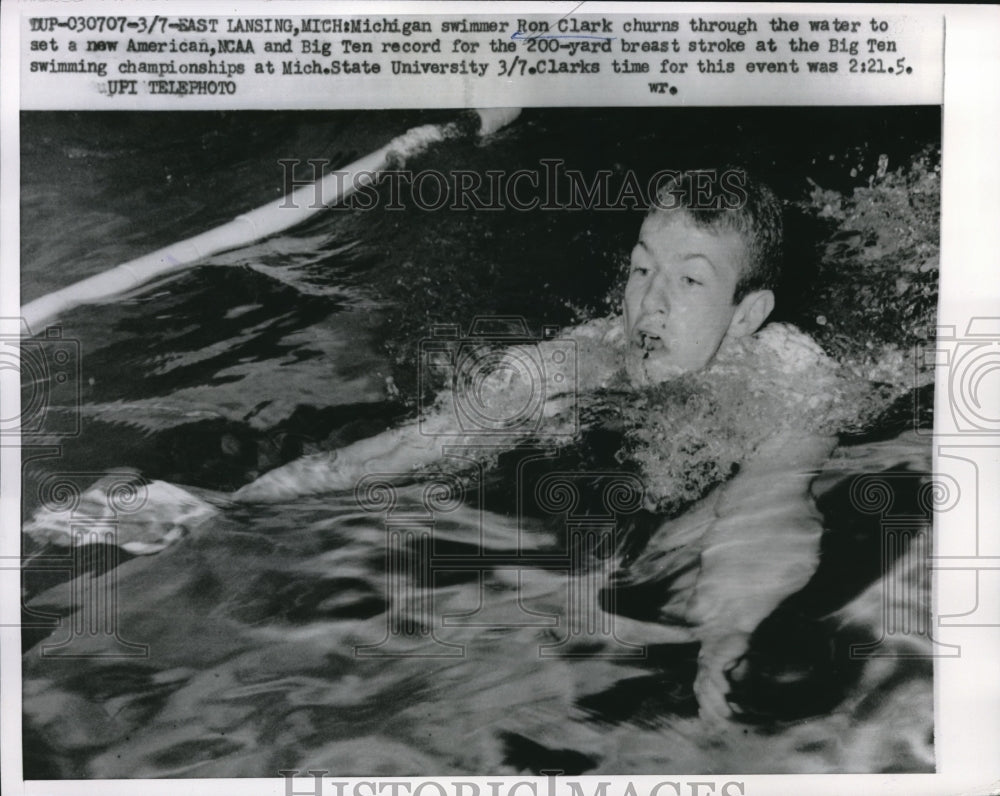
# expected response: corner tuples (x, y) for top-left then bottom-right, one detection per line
(687, 430), (837, 720)
(232, 320), (619, 504)
(233, 418), (437, 502)
(232, 359), (577, 503)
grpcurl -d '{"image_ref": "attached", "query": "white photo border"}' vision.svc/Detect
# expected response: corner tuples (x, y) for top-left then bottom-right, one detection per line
(2, 2), (998, 795)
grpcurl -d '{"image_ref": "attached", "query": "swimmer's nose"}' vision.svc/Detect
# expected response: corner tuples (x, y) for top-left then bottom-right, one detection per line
(640, 276), (671, 316)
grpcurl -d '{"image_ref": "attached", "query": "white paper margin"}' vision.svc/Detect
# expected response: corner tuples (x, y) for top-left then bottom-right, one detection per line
(2, 3), (998, 795)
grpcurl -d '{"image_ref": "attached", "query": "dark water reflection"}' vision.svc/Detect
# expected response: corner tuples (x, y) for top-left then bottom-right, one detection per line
(22, 434), (935, 777)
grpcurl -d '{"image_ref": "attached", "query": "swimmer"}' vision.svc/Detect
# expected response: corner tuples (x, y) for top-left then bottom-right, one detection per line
(234, 169), (835, 722)
(235, 169), (788, 501)
(26, 169), (836, 723)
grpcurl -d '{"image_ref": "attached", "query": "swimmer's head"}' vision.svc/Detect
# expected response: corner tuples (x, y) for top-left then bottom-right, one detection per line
(623, 169), (783, 385)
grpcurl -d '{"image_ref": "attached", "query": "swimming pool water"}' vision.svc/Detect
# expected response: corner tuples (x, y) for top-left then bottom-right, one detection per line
(19, 109), (939, 776)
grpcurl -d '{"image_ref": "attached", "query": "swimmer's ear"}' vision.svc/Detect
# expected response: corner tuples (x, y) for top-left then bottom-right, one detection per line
(727, 289), (775, 339)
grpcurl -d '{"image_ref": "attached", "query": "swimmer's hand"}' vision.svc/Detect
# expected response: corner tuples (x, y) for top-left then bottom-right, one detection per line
(24, 474), (219, 555)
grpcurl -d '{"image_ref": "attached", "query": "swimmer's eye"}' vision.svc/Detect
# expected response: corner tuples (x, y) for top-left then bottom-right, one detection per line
(681, 276), (702, 287)
(630, 265), (650, 276)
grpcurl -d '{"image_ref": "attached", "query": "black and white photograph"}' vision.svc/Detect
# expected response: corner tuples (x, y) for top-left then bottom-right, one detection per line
(2, 3), (998, 795)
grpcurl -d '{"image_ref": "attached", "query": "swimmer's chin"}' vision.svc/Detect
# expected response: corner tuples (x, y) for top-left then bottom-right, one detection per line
(625, 352), (687, 386)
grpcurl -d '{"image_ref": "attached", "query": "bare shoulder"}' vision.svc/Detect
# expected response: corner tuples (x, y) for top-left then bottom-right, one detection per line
(752, 322), (833, 373)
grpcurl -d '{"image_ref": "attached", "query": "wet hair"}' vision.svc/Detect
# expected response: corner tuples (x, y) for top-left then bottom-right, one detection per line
(652, 168), (784, 303)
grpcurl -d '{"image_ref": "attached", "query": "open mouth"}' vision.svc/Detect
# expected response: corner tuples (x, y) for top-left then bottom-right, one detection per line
(633, 331), (665, 356)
